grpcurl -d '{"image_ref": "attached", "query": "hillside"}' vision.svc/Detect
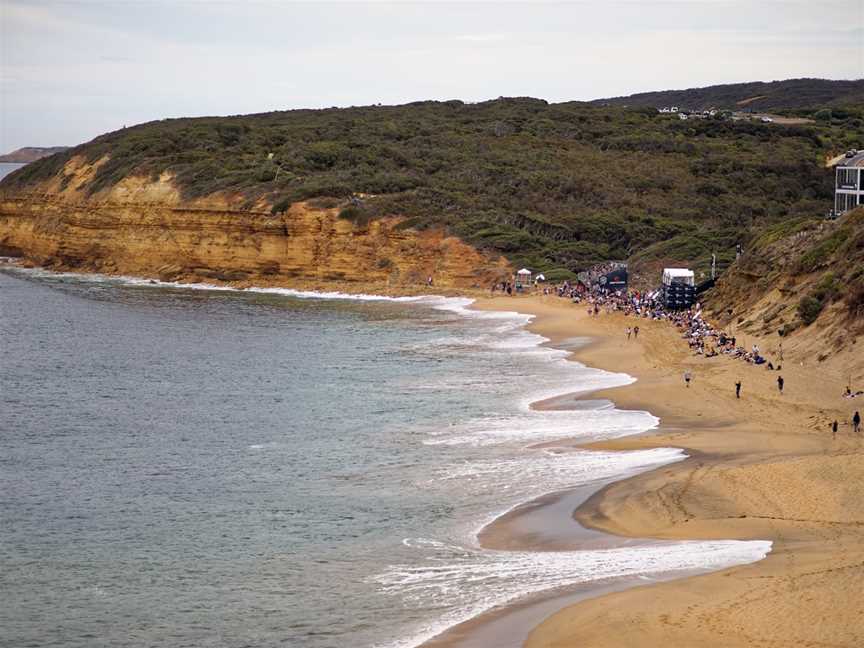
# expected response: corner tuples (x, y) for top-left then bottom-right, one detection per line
(591, 78), (864, 112)
(1, 95), (862, 281)
(0, 147), (70, 163)
(706, 208), (864, 362)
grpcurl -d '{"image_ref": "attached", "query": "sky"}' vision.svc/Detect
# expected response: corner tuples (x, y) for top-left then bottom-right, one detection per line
(1, 0), (862, 153)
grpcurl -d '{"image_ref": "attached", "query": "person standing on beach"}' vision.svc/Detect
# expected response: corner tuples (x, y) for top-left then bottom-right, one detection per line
(735, 381), (742, 399)
(854, 411), (861, 434)
(777, 375), (784, 394)
(634, 325), (640, 339)
(831, 420), (839, 439)
(684, 370), (692, 388)
(626, 326), (632, 341)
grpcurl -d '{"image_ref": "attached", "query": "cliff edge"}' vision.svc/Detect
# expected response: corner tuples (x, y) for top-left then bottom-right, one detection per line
(0, 155), (509, 290)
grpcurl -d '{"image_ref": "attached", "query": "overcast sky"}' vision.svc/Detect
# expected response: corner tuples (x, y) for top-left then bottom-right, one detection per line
(1, 0), (862, 152)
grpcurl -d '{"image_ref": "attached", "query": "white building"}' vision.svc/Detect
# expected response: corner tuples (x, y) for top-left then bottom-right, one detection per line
(835, 150), (864, 215)
(662, 268), (695, 287)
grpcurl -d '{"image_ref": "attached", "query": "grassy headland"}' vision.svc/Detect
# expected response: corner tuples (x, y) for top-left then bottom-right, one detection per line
(591, 77), (864, 112)
(3, 84), (863, 282)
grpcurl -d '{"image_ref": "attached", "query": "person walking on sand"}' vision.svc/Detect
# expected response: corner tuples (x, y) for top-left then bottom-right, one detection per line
(634, 325), (640, 340)
(777, 375), (784, 394)
(831, 420), (839, 439)
(854, 411), (861, 434)
(684, 370), (692, 388)
(626, 326), (632, 341)
(735, 381), (742, 399)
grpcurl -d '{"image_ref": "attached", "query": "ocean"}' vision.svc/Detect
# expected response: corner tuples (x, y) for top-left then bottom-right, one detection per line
(0, 161), (27, 181)
(0, 266), (770, 648)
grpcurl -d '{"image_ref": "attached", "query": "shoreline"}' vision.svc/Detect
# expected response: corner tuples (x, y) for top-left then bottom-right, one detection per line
(5, 263), (862, 646)
(467, 296), (862, 648)
(416, 297), (775, 648)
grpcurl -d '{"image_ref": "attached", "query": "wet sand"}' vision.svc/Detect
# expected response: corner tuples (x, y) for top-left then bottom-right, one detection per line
(422, 294), (864, 648)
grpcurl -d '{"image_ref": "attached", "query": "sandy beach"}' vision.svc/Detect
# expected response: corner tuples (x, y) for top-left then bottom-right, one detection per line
(441, 294), (864, 648)
(7, 259), (863, 646)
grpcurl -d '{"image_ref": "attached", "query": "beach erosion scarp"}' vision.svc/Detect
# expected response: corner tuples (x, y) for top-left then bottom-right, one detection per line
(463, 295), (864, 648)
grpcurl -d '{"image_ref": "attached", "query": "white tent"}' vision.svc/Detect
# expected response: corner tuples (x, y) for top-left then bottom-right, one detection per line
(662, 268), (695, 287)
(515, 268), (532, 288)
(535, 273), (546, 282)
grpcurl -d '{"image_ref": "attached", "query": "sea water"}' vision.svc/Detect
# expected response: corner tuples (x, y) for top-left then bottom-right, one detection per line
(0, 267), (770, 648)
(0, 161), (26, 181)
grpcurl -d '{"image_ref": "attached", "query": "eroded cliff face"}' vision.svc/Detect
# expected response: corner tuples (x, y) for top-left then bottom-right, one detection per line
(0, 158), (509, 290)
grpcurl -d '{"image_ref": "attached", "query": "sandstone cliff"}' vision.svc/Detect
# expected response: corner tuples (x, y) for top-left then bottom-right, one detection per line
(0, 156), (509, 291)
(704, 208), (864, 377)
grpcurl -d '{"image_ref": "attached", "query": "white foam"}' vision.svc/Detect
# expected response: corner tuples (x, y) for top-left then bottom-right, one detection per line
(424, 407), (658, 447)
(428, 447), (686, 545)
(1, 264), (462, 307)
(374, 537), (772, 648)
(429, 447), (684, 509)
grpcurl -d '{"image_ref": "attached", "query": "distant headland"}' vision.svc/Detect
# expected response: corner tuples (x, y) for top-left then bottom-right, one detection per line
(0, 147), (70, 164)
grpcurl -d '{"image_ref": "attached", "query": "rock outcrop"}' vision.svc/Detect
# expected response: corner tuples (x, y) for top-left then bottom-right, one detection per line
(0, 157), (509, 291)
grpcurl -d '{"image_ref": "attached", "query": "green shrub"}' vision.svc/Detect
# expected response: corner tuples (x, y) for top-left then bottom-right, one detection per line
(779, 321), (800, 337)
(304, 142), (341, 170)
(812, 272), (839, 303)
(338, 206), (365, 221)
(798, 295), (824, 324)
(257, 166), (276, 182)
(796, 229), (850, 274)
(392, 216), (424, 231)
(271, 197), (293, 214)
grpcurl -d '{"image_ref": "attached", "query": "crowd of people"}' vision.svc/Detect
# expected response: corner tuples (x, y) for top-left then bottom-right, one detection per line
(579, 261), (627, 286)
(559, 281), (784, 369)
(491, 267), (860, 436)
(547, 278), (863, 438)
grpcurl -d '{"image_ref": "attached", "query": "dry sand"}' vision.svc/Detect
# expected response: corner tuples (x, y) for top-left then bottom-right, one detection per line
(469, 295), (864, 648)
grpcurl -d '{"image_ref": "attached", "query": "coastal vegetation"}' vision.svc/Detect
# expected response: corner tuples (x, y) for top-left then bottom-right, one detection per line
(592, 77), (864, 112)
(3, 88), (863, 280)
(709, 208), (864, 340)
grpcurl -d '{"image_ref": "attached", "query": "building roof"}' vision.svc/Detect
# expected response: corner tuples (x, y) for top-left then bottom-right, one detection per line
(663, 268), (694, 278)
(662, 268), (695, 286)
(517, 268), (532, 274)
(836, 150), (864, 168)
